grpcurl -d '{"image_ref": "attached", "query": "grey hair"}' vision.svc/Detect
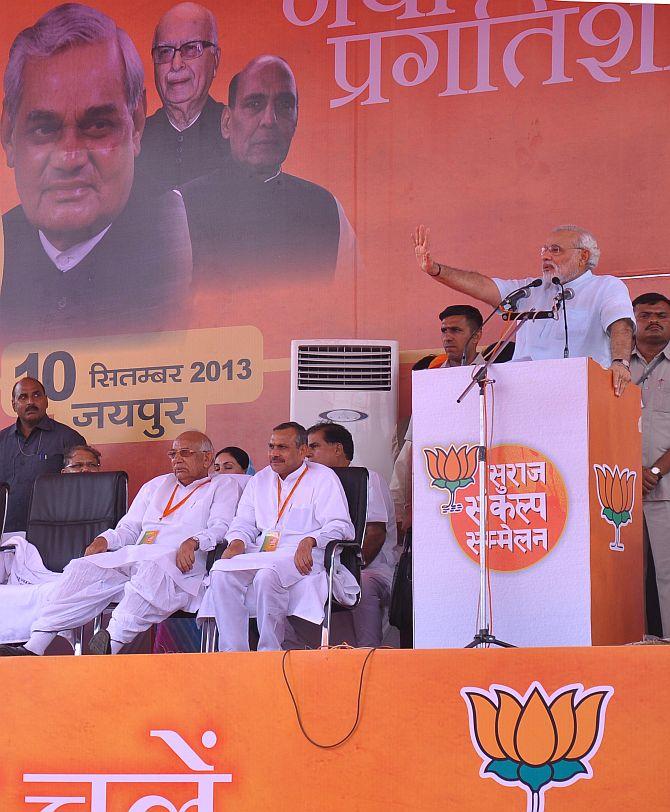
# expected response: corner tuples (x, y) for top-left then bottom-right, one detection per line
(553, 224), (601, 271)
(3, 3), (144, 128)
(64, 444), (101, 466)
(199, 435), (214, 453)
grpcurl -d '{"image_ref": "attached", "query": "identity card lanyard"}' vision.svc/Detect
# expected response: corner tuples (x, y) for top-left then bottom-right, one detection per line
(261, 468), (308, 552)
(160, 482), (207, 520)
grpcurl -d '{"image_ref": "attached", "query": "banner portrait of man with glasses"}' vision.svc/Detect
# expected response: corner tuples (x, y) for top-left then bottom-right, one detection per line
(136, 1), (229, 194)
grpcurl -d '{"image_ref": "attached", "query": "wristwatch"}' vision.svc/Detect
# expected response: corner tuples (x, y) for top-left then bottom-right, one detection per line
(611, 358), (631, 370)
(651, 466), (663, 479)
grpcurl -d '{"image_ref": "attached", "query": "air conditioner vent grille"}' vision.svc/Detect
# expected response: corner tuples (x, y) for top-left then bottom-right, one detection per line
(297, 345), (392, 390)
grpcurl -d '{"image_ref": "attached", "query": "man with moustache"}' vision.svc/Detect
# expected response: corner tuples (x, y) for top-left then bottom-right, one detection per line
(412, 224), (634, 395)
(631, 293), (670, 637)
(180, 55), (355, 279)
(0, 378), (86, 532)
(0, 431), (246, 656)
(207, 422), (354, 651)
(137, 2), (228, 194)
(0, 4), (191, 334)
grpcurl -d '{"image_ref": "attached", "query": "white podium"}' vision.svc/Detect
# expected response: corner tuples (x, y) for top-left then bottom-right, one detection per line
(412, 358), (643, 648)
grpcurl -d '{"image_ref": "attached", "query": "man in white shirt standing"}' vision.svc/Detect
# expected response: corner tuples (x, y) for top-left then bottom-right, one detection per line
(412, 223), (634, 396)
(307, 423), (397, 647)
(0, 431), (245, 656)
(209, 422), (354, 651)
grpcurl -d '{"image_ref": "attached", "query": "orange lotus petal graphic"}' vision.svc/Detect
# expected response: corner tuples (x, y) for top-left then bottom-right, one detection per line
(444, 446), (462, 480)
(462, 682), (613, 812)
(424, 448), (441, 481)
(514, 689), (557, 766)
(549, 689), (577, 761)
(495, 689), (522, 761)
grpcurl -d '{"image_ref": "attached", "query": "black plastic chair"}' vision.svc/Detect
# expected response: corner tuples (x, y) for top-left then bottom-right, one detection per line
(26, 472), (128, 653)
(320, 466), (368, 647)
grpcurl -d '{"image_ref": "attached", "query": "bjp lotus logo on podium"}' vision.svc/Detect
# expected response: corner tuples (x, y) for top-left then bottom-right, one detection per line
(462, 682), (613, 812)
(593, 464), (636, 551)
(423, 444), (479, 510)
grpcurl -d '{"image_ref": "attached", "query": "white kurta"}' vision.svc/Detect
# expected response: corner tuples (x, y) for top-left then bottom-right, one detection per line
(0, 537), (61, 643)
(492, 271), (634, 367)
(94, 473), (248, 597)
(207, 461), (355, 623)
(14, 474), (247, 645)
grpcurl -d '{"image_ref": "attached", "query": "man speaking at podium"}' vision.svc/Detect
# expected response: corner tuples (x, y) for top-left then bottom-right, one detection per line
(412, 224), (634, 396)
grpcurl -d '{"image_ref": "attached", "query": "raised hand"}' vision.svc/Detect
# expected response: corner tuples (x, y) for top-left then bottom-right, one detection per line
(412, 224), (435, 275)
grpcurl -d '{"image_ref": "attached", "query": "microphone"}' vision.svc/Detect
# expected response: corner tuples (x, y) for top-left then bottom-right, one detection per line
(504, 278), (543, 311)
(459, 278), (543, 365)
(552, 276), (570, 358)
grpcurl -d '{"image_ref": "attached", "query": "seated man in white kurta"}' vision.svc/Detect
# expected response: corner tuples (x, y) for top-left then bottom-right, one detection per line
(209, 422), (355, 651)
(0, 431), (245, 656)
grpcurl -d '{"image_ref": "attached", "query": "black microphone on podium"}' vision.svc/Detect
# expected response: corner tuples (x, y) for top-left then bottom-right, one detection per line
(459, 278), (543, 365)
(552, 276), (571, 358)
(505, 277), (543, 311)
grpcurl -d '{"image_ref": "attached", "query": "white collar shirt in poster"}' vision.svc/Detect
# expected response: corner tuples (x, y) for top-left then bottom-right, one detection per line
(364, 469), (397, 583)
(97, 472), (248, 595)
(492, 271), (634, 367)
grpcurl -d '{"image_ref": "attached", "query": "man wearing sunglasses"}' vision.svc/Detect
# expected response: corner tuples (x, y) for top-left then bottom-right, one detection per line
(137, 2), (229, 194)
(0, 431), (246, 656)
(412, 224), (634, 396)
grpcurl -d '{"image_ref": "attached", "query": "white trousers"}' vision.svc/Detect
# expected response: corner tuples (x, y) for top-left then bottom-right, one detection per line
(644, 501), (670, 637)
(33, 558), (190, 645)
(211, 568), (290, 651)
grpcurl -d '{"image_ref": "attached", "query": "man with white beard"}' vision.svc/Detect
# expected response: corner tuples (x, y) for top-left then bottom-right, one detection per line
(412, 224), (634, 396)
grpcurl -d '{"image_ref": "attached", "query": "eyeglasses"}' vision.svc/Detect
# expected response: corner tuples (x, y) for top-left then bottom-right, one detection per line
(151, 40), (217, 64)
(539, 244), (585, 256)
(167, 448), (200, 460)
(64, 462), (100, 471)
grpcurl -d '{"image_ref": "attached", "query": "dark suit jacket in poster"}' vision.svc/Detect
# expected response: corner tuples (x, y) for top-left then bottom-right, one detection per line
(180, 155), (340, 281)
(0, 181), (192, 337)
(136, 96), (230, 195)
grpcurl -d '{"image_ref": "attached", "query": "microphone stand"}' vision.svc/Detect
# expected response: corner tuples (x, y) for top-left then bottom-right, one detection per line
(457, 308), (555, 649)
(552, 276), (570, 358)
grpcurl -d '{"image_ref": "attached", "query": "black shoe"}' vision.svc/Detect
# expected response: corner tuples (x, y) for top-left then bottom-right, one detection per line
(0, 644), (36, 656)
(88, 629), (112, 655)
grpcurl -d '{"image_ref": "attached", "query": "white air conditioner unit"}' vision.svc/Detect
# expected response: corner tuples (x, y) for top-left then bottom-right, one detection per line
(290, 339), (399, 482)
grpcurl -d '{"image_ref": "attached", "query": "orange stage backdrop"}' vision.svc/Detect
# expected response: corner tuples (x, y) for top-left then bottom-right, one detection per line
(0, 647), (669, 810)
(0, 1), (669, 496)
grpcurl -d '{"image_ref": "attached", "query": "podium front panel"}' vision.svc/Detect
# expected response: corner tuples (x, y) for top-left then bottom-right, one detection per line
(412, 357), (642, 648)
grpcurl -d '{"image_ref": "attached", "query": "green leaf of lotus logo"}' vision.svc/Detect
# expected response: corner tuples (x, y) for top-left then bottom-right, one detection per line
(462, 682), (613, 812)
(423, 444), (479, 507)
